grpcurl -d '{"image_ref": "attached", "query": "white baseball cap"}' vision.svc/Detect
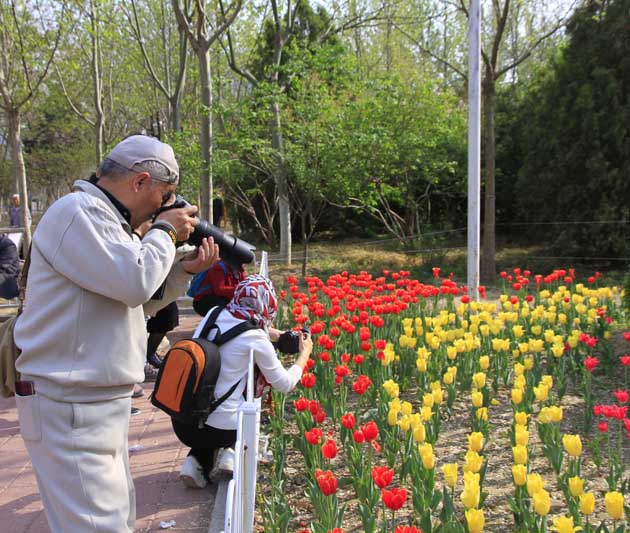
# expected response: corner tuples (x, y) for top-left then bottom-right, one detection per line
(104, 135), (179, 184)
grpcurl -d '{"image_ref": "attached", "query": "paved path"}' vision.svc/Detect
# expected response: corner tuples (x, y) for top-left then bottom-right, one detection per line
(0, 311), (216, 533)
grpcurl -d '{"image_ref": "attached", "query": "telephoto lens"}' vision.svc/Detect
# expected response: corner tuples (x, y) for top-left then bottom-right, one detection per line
(189, 219), (255, 265)
(155, 195), (256, 265)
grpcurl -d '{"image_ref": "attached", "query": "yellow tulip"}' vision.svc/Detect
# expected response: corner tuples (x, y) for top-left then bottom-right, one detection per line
(512, 445), (528, 465)
(550, 516), (580, 533)
(514, 411), (529, 426)
(422, 393), (434, 408)
(513, 325), (524, 338)
(401, 401), (413, 416)
(541, 375), (553, 389)
(421, 405), (433, 421)
(568, 476), (584, 497)
(398, 415), (411, 432)
(534, 384), (549, 402)
(443, 371), (454, 385)
(471, 391), (483, 408)
(461, 484), (480, 509)
(468, 432), (484, 452)
(432, 387), (444, 404)
(515, 425), (529, 446)
(512, 464), (527, 486)
(382, 379), (400, 398)
(473, 372), (486, 389)
(538, 407), (552, 424)
(527, 473), (545, 496)
(511, 388), (523, 405)
(442, 463), (458, 488)
(533, 489), (551, 516)
(579, 492), (595, 515)
(479, 355), (490, 370)
(524, 357), (534, 370)
(412, 423), (426, 443)
(418, 443), (435, 469)
(416, 358), (427, 372)
(465, 508), (485, 533)
(476, 407), (488, 421)
(464, 450), (484, 473)
(550, 406), (563, 423)
(514, 362), (525, 376)
(387, 409), (399, 426)
(562, 434), (582, 457)
(604, 491), (624, 520)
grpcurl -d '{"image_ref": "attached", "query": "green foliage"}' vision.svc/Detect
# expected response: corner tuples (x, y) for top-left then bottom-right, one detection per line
(512, 0), (630, 257)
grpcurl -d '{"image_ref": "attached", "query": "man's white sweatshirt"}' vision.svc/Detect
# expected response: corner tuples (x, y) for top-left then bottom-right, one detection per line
(15, 180), (190, 402)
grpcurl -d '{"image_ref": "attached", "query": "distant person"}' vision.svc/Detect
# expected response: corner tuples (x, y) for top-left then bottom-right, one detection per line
(0, 234), (20, 300)
(9, 194), (21, 227)
(9, 193), (32, 229)
(190, 259), (246, 317)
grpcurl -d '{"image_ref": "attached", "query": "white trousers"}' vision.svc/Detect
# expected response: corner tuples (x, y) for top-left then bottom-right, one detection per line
(16, 393), (135, 533)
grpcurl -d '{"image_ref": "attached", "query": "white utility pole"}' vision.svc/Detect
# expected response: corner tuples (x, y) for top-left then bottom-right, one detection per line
(467, 0), (481, 299)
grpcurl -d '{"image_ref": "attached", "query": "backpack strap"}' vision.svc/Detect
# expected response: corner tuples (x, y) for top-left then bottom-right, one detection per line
(198, 305), (260, 345)
(198, 306), (262, 412)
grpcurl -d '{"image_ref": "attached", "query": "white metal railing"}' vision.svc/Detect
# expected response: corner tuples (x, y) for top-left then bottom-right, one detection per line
(222, 251), (268, 532)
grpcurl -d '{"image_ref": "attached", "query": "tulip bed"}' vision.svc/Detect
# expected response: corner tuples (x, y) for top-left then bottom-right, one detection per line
(257, 268), (630, 533)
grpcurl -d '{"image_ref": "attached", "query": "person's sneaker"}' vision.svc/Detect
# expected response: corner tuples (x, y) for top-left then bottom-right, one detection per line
(179, 456), (208, 489)
(147, 352), (164, 369)
(130, 407), (141, 416)
(144, 363), (160, 382)
(215, 447), (235, 474)
(132, 384), (144, 398)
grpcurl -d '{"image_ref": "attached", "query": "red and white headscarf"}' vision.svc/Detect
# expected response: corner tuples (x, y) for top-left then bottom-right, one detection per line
(227, 274), (278, 330)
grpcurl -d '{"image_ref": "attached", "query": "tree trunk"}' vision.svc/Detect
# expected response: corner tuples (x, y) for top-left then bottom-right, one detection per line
(270, 98), (291, 265)
(481, 74), (496, 283)
(7, 109), (32, 252)
(90, 0), (104, 164)
(198, 48), (213, 223)
(170, 26), (188, 132)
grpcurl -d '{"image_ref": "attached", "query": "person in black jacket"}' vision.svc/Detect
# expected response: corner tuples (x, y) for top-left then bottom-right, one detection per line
(0, 234), (19, 300)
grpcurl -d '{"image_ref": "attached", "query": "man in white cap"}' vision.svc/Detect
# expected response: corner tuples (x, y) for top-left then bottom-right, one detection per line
(13, 135), (219, 533)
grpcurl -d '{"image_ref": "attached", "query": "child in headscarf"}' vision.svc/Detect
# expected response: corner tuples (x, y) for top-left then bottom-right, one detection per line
(173, 275), (313, 488)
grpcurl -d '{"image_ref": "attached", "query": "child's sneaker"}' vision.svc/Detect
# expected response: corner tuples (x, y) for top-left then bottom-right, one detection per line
(179, 455), (208, 489)
(208, 447), (235, 480)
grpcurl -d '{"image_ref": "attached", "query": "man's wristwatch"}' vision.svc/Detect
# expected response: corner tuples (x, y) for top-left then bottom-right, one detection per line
(150, 221), (178, 246)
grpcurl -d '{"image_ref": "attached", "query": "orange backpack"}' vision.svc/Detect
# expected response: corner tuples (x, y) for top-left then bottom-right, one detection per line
(151, 306), (259, 426)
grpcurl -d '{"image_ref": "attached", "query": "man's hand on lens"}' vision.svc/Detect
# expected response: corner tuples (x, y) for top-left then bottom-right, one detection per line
(181, 237), (220, 274)
(155, 205), (198, 242)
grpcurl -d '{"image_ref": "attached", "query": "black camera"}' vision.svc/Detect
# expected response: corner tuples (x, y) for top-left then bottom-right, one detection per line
(275, 327), (310, 354)
(155, 195), (256, 265)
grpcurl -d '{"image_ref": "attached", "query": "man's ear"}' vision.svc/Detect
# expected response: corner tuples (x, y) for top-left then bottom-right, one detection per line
(131, 172), (151, 193)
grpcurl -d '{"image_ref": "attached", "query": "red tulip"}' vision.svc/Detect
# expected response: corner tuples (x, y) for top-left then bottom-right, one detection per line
(371, 465), (394, 488)
(584, 356), (599, 372)
(624, 332), (630, 341)
(340, 413), (356, 429)
(305, 428), (323, 445)
(361, 421), (379, 442)
(395, 527), (421, 533)
(620, 355), (630, 366)
(294, 397), (309, 412)
(382, 487), (408, 510)
(352, 375), (372, 395)
(321, 439), (338, 459)
(315, 469), (338, 496)
(613, 390), (629, 404)
(352, 430), (365, 443)
(301, 373), (316, 388)
(599, 421), (609, 433)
